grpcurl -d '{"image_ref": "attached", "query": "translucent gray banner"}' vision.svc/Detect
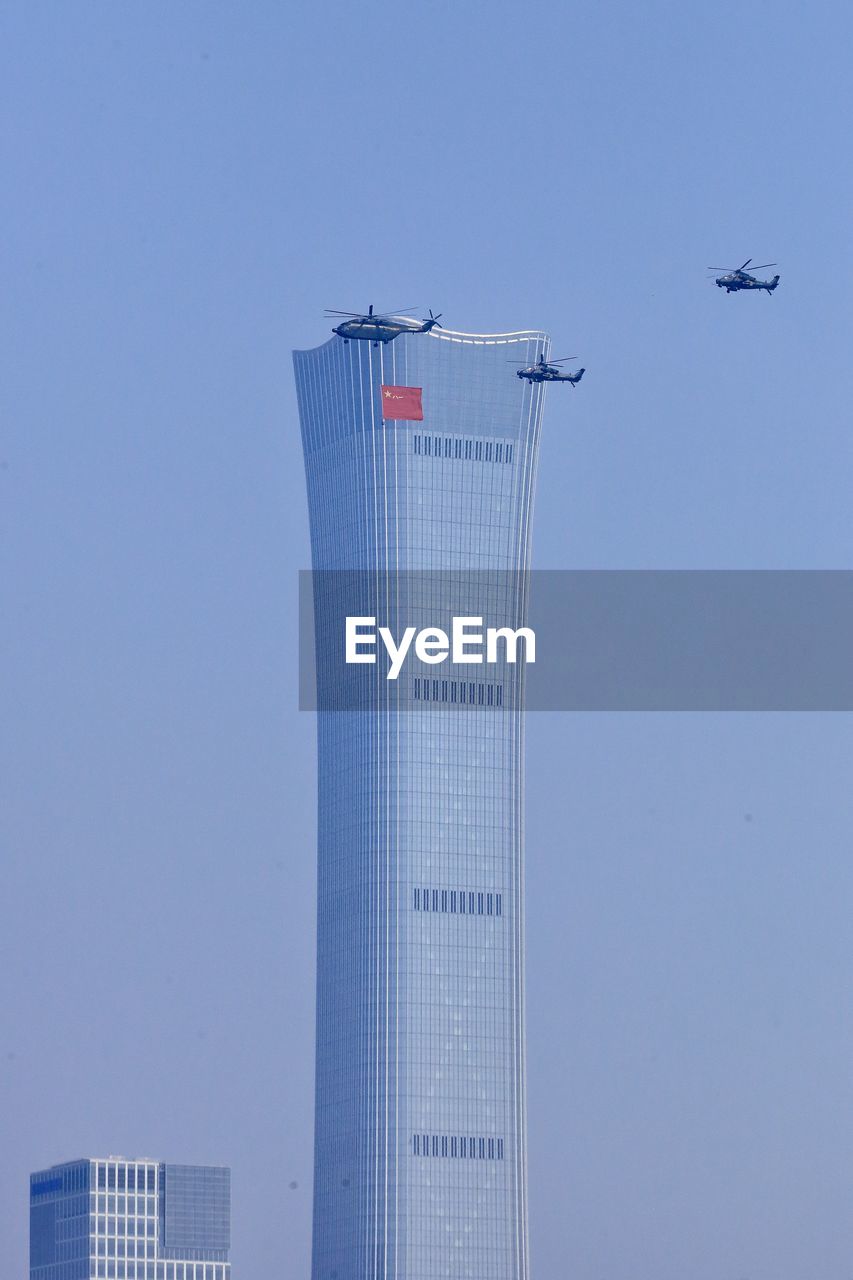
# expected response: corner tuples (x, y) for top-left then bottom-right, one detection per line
(298, 571), (853, 711)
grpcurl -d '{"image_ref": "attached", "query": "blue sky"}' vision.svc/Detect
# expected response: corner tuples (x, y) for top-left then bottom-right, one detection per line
(2, 1), (853, 1276)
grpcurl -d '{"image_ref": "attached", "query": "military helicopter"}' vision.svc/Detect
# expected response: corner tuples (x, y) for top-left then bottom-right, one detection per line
(325, 305), (443, 346)
(709, 260), (781, 294)
(510, 354), (586, 385)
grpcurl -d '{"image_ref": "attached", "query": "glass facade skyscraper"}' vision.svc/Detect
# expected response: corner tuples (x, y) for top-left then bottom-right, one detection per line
(29, 1157), (231, 1280)
(294, 325), (549, 1280)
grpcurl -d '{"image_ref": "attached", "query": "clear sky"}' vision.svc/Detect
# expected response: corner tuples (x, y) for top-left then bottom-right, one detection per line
(2, 1), (853, 1276)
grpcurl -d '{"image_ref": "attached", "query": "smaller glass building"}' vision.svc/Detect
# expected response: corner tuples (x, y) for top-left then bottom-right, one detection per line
(29, 1157), (231, 1280)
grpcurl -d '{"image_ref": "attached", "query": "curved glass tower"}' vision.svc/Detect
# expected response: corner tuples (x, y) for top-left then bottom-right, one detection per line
(294, 326), (549, 1280)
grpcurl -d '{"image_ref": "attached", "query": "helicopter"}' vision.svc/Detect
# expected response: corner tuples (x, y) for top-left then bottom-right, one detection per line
(709, 260), (780, 294)
(326, 305), (443, 346)
(510, 354), (586, 385)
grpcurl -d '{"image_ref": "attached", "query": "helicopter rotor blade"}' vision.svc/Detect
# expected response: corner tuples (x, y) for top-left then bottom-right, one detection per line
(749, 263), (776, 271)
(738, 259), (752, 271)
(549, 357), (579, 364)
(325, 306), (419, 318)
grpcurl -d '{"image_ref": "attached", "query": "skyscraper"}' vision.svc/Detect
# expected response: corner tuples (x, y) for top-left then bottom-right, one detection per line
(29, 1157), (231, 1280)
(294, 324), (549, 1280)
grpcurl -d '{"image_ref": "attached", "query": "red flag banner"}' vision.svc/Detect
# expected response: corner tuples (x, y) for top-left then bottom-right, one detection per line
(380, 385), (424, 421)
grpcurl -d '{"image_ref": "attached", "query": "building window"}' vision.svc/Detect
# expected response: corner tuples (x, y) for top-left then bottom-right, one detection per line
(411, 432), (516, 465)
(413, 885), (505, 919)
(412, 678), (504, 707)
(412, 1132), (504, 1160)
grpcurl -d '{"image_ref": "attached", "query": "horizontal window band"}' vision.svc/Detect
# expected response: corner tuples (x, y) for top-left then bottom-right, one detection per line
(412, 433), (514, 464)
(413, 677), (503, 706)
(412, 1134), (504, 1160)
(413, 888), (503, 917)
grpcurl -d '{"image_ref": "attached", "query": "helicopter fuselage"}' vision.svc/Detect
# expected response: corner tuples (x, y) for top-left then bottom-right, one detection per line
(716, 272), (780, 293)
(332, 316), (436, 344)
(517, 366), (585, 384)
